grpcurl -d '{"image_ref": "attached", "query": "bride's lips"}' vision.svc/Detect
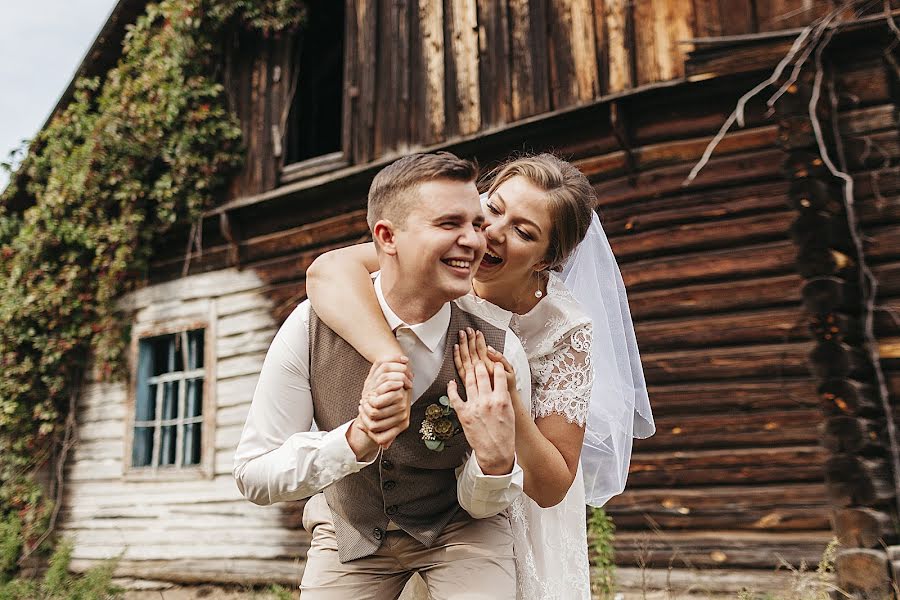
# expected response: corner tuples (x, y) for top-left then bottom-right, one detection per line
(480, 247), (503, 269)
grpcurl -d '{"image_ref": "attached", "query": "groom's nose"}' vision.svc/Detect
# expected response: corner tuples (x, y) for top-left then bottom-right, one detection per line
(458, 226), (485, 249)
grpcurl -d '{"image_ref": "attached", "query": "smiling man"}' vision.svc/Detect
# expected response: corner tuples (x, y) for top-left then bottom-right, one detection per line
(233, 152), (531, 599)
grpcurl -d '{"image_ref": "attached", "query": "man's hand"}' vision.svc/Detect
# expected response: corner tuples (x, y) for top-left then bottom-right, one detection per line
(346, 357), (412, 460)
(447, 358), (515, 475)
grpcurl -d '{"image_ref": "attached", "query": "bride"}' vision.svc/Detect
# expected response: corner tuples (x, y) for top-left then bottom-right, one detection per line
(306, 153), (654, 599)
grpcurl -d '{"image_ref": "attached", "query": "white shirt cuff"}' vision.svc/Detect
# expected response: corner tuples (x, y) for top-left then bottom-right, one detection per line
(322, 421), (379, 475)
(468, 452), (524, 489)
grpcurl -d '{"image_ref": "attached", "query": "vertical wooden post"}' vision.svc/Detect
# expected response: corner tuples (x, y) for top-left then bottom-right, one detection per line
(777, 71), (897, 599)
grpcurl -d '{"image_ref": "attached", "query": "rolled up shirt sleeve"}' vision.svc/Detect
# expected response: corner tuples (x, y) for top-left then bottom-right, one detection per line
(456, 328), (531, 518)
(232, 302), (375, 506)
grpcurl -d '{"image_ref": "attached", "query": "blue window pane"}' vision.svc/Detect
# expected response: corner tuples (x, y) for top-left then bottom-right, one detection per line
(185, 378), (203, 418)
(183, 423), (201, 466)
(162, 381), (178, 420)
(132, 427), (154, 467)
(187, 330), (204, 369)
(159, 426), (176, 466)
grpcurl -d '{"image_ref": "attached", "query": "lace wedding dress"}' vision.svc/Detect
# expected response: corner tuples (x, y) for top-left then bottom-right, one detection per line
(457, 271), (593, 600)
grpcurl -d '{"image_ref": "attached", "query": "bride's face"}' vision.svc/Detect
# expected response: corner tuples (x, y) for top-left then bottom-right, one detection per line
(477, 175), (553, 288)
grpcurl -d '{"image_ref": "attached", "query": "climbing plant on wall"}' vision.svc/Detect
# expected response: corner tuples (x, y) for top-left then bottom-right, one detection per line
(0, 0), (305, 577)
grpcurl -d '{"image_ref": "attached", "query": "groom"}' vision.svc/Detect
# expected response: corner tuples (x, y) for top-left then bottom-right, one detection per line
(233, 152), (531, 599)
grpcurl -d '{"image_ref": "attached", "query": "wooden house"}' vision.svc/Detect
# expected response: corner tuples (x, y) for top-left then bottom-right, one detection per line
(17, 0), (900, 593)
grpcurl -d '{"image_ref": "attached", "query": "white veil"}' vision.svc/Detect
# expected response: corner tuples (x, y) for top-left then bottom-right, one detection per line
(561, 211), (655, 507)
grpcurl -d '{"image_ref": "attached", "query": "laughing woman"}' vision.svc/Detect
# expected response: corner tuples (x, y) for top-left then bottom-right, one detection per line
(305, 153), (654, 599)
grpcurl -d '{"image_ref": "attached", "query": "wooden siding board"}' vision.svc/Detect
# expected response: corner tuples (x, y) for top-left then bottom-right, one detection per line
(548, 0), (599, 108)
(718, 0), (756, 34)
(633, 0), (693, 85)
(351, 0), (377, 163)
(755, 0), (831, 32)
(508, 0), (551, 119)
(603, 0), (634, 92)
(476, 0), (512, 127)
(417, 0), (447, 144)
(446, 0), (481, 136)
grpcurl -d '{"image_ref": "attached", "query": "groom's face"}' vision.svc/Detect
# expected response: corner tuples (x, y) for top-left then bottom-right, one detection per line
(392, 179), (486, 302)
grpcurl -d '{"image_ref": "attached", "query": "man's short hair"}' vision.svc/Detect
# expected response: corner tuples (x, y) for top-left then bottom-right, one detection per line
(367, 152), (478, 230)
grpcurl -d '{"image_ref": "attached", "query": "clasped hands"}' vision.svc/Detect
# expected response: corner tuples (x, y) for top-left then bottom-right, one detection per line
(346, 329), (516, 475)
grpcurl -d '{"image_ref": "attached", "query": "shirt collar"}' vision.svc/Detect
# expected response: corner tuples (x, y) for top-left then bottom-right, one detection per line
(373, 274), (451, 353)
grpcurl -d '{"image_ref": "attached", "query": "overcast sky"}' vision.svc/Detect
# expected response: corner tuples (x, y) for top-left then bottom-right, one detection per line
(0, 0), (118, 191)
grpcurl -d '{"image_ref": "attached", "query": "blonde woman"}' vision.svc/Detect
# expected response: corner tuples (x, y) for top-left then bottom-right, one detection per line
(306, 153), (654, 599)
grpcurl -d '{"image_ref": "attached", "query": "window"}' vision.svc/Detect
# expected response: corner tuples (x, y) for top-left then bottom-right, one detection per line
(281, 0), (346, 181)
(126, 324), (214, 479)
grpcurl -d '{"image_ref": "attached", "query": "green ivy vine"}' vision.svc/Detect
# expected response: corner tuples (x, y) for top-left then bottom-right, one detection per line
(0, 0), (305, 578)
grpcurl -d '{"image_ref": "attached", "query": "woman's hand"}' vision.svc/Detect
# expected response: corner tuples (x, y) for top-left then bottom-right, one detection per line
(454, 328), (518, 402)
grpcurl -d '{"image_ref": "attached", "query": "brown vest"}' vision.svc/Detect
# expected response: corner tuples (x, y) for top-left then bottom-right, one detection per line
(308, 302), (507, 562)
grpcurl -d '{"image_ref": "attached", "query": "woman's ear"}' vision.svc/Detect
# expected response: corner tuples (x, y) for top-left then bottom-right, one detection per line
(532, 260), (549, 272)
(373, 220), (398, 256)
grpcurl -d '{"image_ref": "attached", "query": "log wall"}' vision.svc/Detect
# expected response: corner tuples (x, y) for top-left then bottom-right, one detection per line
(223, 0), (849, 198)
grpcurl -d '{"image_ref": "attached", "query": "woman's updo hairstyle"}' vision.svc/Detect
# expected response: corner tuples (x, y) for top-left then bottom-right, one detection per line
(484, 153), (596, 271)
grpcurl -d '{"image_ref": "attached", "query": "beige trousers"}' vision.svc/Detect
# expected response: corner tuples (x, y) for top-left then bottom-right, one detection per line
(299, 493), (516, 600)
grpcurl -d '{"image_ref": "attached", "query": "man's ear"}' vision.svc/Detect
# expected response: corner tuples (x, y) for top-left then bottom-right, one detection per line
(373, 219), (398, 256)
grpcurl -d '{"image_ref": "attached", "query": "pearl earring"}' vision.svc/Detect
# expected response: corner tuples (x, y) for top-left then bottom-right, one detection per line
(534, 289), (543, 299)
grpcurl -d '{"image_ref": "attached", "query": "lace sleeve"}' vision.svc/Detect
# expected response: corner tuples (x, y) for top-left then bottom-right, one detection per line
(530, 323), (593, 426)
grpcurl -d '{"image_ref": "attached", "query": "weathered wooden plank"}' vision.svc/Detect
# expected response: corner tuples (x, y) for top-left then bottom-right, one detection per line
(580, 124), (779, 181)
(69, 558), (305, 587)
(607, 483), (831, 530)
(628, 446), (826, 487)
(217, 309), (275, 339)
(612, 530), (831, 569)
(635, 305), (809, 351)
(755, 0), (831, 32)
(619, 240), (795, 291)
(633, 0), (693, 85)
(70, 542), (307, 561)
(646, 378), (819, 415)
(217, 352), (266, 381)
(239, 209), (369, 265)
(718, 0), (756, 34)
(63, 476), (246, 508)
(476, 0), (511, 127)
(601, 180), (789, 237)
(373, 0), (409, 155)
(119, 269), (265, 312)
(417, 0), (446, 144)
(508, 0), (550, 119)
(445, 0), (480, 135)
(628, 274), (802, 320)
(604, 0), (634, 92)
(642, 409), (822, 451)
(77, 419), (125, 443)
(349, 0), (377, 163)
(592, 148), (784, 208)
(217, 328), (276, 360)
(548, 0), (599, 108)
(641, 341), (813, 382)
(865, 225), (900, 262)
(691, 0), (724, 37)
(217, 373), (261, 409)
(610, 210), (793, 260)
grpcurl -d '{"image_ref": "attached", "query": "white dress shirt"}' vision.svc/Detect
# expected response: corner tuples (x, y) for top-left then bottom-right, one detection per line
(233, 274), (530, 520)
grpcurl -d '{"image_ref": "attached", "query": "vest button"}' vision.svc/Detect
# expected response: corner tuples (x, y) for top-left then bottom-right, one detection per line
(383, 480), (396, 491)
(373, 527), (384, 540)
(381, 459), (394, 471)
(386, 505), (399, 516)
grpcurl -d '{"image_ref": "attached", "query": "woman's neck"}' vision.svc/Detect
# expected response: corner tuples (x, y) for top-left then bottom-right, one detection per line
(473, 271), (547, 315)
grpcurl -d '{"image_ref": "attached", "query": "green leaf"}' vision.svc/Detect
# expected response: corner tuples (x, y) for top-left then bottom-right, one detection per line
(438, 395), (449, 406)
(424, 439), (445, 452)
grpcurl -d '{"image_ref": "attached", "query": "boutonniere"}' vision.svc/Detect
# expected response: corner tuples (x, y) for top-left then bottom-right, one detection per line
(420, 395), (460, 452)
